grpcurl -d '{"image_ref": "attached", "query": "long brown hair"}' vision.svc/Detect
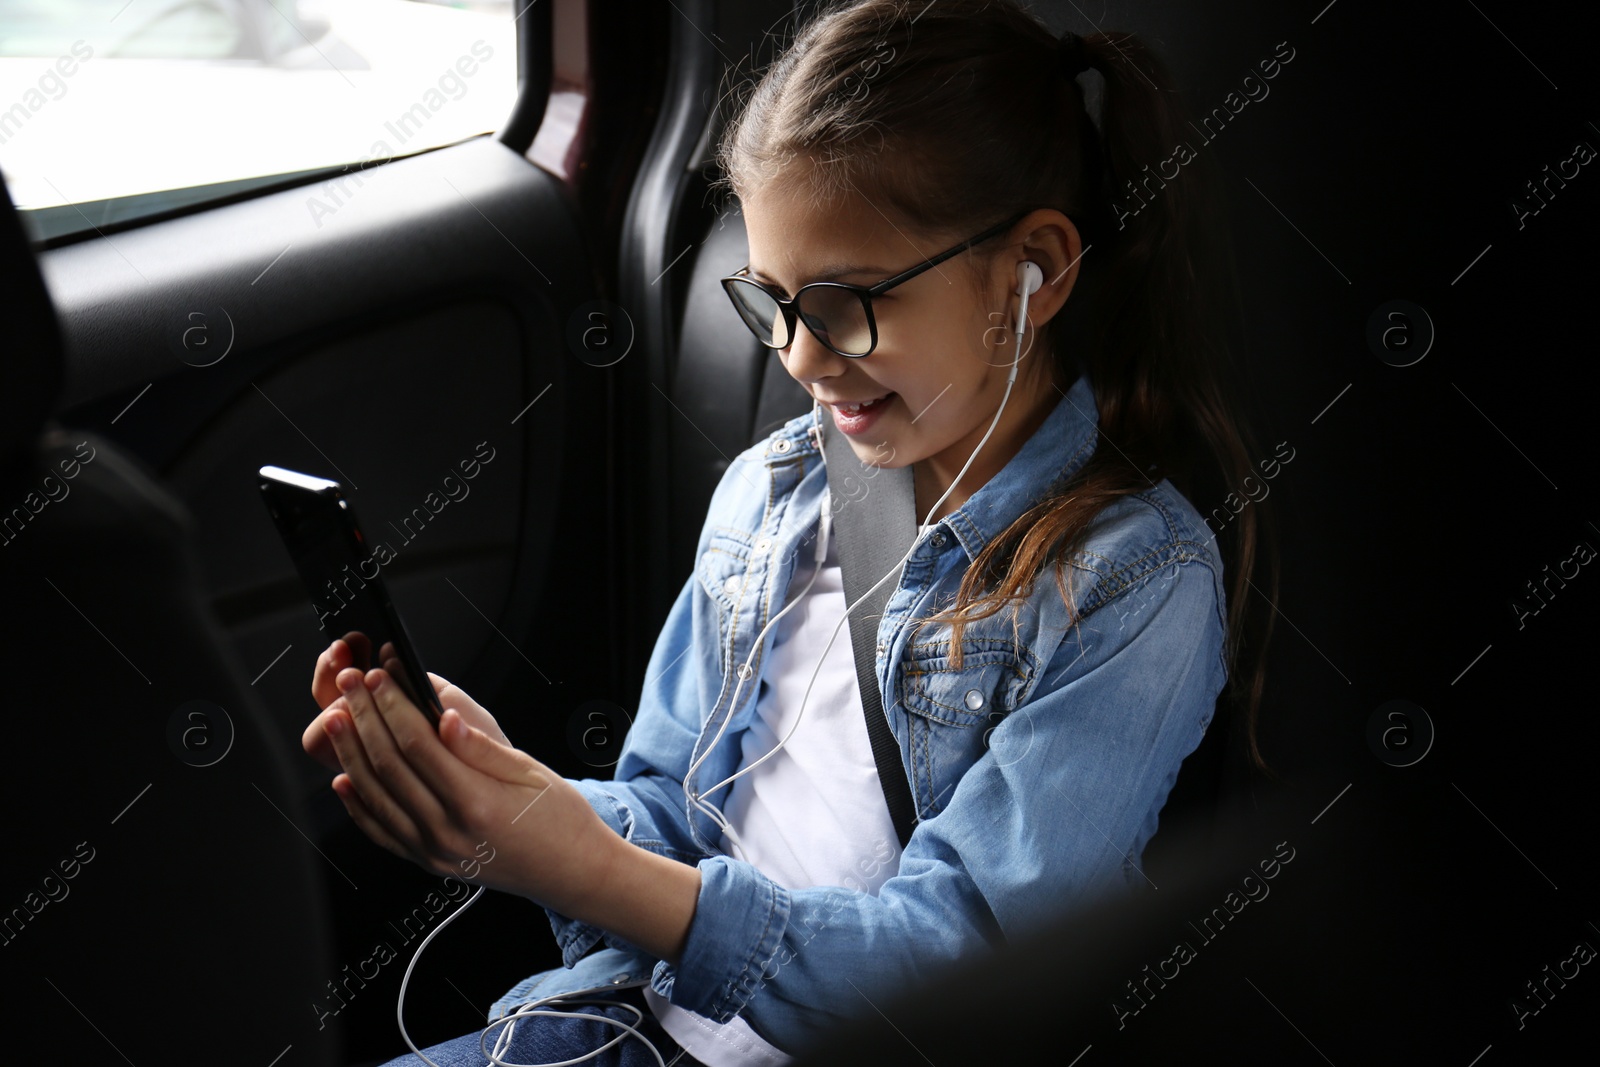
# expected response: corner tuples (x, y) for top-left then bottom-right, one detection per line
(712, 0), (1281, 772)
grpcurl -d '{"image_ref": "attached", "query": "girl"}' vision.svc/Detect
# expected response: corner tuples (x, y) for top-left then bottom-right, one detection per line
(303, 1), (1279, 1063)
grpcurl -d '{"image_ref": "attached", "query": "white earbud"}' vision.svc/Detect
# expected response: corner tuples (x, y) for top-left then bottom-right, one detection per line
(1014, 260), (1043, 338)
(1016, 260), (1044, 298)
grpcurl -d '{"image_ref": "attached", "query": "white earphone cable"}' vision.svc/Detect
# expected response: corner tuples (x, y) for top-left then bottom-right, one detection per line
(396, 885), (682, 1067)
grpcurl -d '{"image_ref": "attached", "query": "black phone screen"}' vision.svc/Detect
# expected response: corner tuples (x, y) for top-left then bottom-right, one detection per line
(258, 465), (443, 725)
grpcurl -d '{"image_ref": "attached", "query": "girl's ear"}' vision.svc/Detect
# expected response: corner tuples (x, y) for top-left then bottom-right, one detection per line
(995, 210), (1077, 317)
(1017, 212), (1083, 326)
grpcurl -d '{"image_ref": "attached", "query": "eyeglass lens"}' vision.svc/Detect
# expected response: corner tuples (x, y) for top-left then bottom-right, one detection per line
(727, 279), (873, 356)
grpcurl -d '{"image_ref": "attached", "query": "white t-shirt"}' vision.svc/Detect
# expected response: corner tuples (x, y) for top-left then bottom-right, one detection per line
(644, 522), (918, 1064)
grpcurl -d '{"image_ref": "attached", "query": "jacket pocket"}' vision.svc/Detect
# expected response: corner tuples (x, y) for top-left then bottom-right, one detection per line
(697, 530), (754, 612)
(896, 635), (1036, 817)
(899, 636), (1031, 726)
(697, 530), (755, 661)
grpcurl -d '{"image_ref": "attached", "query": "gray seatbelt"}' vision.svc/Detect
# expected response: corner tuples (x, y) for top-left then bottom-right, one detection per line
(817, 415), (920, 848)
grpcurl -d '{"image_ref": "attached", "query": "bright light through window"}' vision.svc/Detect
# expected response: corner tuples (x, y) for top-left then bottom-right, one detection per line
(0, 0), (518, 228)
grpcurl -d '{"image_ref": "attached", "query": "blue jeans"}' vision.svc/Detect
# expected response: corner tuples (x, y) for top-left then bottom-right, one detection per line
(377, 986), (706, 1067)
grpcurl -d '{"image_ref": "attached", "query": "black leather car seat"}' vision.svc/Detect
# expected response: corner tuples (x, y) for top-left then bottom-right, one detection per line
(0, 175), (339, 1066)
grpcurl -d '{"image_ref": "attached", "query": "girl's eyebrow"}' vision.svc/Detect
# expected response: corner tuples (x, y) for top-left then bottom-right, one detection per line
(748, 262), (890, 288)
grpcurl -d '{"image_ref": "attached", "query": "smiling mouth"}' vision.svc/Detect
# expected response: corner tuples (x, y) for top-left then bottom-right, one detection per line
(828, 393), (895, 415)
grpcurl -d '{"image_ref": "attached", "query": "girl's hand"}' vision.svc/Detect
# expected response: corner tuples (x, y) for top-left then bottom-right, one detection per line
(304, 637), (509, 771)
(322, 665), (619, 913)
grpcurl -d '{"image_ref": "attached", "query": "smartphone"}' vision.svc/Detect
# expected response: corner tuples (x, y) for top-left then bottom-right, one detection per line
(258, 465), (444, 726)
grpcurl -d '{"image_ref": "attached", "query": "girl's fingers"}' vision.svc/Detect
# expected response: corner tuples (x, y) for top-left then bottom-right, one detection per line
(358, 668), (483, 810)
(324, 702), (430, 849)
(428, 676), (512, 747)
(302, 698), (348, 770)
(332, 773), (418, 863)
(440, 711), (550, 788)
(311, 639), (351, 709)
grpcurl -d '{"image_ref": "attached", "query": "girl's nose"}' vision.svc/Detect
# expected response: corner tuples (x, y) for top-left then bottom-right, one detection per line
(780, 321), (848, 386)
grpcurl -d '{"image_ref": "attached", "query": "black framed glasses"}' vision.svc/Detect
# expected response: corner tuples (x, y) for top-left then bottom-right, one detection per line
(720, 209), (1030, 358)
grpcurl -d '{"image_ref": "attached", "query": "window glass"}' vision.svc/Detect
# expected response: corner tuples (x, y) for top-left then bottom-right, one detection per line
(0, 1), (518, 236)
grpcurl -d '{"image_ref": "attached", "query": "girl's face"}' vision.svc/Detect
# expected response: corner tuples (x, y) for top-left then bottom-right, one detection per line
(740, 184), (1079, 514)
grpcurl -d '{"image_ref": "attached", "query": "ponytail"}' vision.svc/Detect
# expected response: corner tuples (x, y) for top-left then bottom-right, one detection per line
(941, 29), (1282, 773)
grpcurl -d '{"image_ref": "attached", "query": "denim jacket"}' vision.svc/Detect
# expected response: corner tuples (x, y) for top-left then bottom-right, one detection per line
(488, 371), (1230, 1052)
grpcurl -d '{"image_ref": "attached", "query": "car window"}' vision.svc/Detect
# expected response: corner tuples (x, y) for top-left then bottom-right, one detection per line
(0, 0), (518, 242)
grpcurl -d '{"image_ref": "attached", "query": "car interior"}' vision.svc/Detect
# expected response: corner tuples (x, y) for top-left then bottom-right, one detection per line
(2, 1), (1593, 1064)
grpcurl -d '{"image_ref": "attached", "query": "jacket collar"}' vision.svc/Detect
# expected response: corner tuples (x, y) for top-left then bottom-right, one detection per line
(939, 371), (1099, 562)
(767, 372), (1101, 561)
